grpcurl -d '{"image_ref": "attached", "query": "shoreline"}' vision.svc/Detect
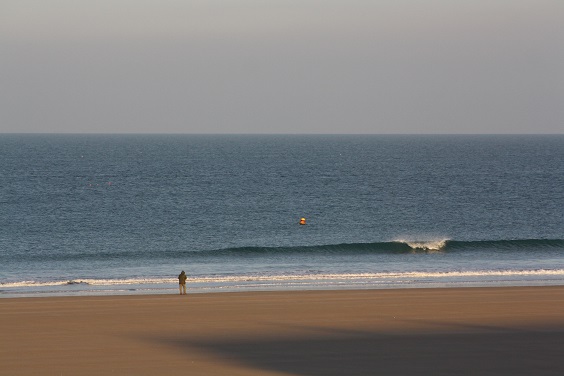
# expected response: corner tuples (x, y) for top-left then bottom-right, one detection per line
(4, 272), (564, 299)
(2, 286), (564, 375)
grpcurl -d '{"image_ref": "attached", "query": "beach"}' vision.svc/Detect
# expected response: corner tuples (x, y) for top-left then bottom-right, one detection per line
(2, 286), (564, 375)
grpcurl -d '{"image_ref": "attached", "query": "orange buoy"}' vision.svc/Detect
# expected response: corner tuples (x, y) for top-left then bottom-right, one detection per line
(299, 217), (306, 225)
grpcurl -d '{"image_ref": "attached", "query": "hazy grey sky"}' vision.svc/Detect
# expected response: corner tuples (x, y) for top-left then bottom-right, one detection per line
(1, 0), (562, 133)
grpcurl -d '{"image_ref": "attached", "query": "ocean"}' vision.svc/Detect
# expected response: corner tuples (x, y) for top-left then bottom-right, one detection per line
(1, 134), (563, 297)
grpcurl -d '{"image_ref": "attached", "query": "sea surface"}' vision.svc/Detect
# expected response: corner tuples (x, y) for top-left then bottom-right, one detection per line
(1, 134), (563, 297)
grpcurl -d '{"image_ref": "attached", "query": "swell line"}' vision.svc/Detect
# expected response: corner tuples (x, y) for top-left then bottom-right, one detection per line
(208, 238), (564, 255)
(2, 239), (562, 262)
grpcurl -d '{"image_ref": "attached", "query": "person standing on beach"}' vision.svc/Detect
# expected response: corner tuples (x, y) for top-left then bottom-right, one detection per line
(178, 270), (188, 295)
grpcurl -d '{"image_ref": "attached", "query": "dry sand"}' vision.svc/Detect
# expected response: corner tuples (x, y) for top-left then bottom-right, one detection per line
(1, 286), (564, 375)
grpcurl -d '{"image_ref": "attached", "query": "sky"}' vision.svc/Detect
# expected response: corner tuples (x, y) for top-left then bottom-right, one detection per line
(1, 0), (562, 134)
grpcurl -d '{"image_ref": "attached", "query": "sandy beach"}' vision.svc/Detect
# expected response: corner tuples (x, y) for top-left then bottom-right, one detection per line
(2, 286), (564, 375)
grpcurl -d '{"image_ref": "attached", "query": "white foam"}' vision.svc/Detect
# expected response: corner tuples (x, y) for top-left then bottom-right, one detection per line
(0, 278), (176, 288)
(394, 239), (449, 250)
(3, 269), (564, 289)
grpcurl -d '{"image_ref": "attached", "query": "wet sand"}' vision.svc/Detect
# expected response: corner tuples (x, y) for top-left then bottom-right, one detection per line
(2, 286), (564, 375)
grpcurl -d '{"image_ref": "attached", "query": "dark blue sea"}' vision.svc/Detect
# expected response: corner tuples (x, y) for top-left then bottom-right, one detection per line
(1, 134), (563, 297)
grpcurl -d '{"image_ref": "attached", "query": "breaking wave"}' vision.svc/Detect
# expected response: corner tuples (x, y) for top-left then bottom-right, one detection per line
(209, 238), (563, 255)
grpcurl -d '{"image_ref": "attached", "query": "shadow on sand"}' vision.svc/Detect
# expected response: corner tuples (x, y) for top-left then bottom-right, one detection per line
(147, 324), (564, 376)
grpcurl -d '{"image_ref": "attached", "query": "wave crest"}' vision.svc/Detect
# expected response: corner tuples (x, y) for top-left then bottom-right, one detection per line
(394, 239), (448, 251)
